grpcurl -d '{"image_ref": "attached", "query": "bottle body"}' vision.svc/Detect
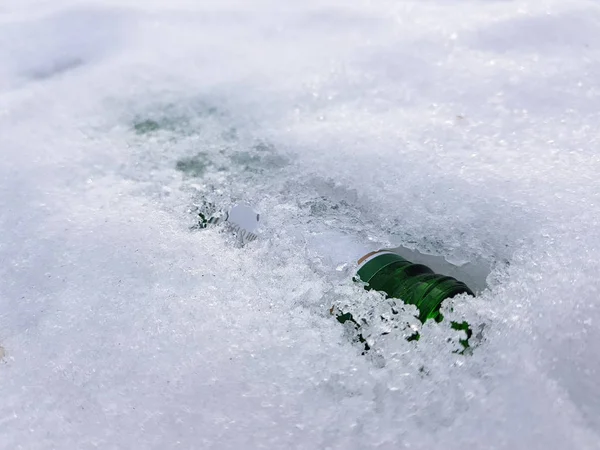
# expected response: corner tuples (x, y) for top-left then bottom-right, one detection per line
(356, 250), (474, 323)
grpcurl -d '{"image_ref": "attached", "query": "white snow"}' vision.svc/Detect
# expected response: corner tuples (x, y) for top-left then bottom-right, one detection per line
(1, 0), (600, 448)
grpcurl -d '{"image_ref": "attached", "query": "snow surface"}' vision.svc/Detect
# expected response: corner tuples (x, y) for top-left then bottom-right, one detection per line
(1, 0), (600, 448)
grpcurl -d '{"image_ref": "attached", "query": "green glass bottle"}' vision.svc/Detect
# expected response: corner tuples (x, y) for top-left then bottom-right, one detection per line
(356, 250), (474, 323)
(336, 250), (475, 352)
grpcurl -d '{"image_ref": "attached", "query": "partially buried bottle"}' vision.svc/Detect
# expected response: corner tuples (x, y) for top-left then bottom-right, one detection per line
(197, 204), (476, 350)
(356, 250), (474, 323)
(336, 249), (475, 352)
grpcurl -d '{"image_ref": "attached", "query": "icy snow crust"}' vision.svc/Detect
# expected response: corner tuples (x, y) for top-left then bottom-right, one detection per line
(1, 0), (600, 448)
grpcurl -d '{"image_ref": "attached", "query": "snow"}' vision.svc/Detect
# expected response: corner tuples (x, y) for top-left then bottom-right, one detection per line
(1, 0), (600, 448)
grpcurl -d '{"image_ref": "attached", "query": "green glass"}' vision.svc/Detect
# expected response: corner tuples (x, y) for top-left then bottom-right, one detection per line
(336, 251), (475, 353)
(356, 252), (474, 323)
